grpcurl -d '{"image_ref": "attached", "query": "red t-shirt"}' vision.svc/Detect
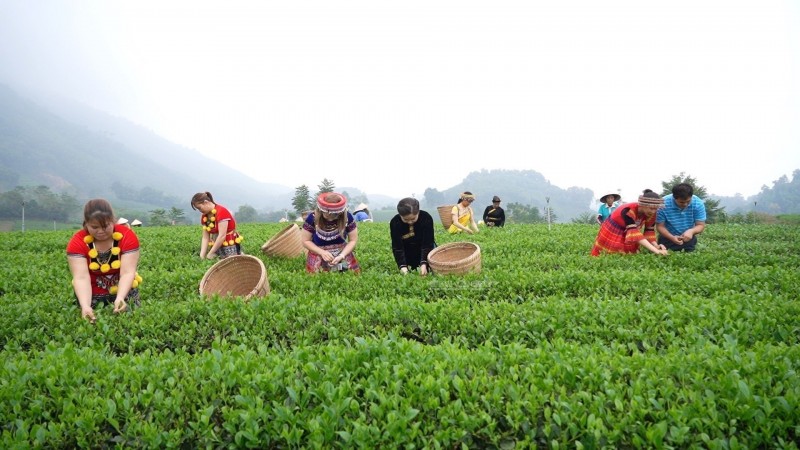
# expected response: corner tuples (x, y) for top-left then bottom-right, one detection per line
(200, 204), (236, 234)
(66, 225), (140, 296)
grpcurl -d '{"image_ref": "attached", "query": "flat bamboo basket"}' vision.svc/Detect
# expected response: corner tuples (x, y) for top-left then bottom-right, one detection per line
(428, 242), (481, 275)
(437, 205), (456, 230)
(261, 223), (306, 258)
(199, 255), (270, 300)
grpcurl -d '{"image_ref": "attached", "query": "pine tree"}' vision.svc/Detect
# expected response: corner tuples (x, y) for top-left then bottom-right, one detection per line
(292, 185), (312, 216)
(316, 178), (336, 197)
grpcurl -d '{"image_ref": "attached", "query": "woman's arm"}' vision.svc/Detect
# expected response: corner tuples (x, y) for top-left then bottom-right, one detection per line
(68, 256), (95, 322)
(113, 250), (140, 312)
(199, 229), (210, 258)
(301, 229), (335, 262)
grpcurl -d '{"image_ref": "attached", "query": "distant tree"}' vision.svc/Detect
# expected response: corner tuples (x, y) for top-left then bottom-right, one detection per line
(571, 211), (597, 224)
(168, 207), (186, 225)
(341, 190), (351, 206)
(661, 172), (724, 223)
(349, 193), (370, 208)
(316, 178), (335, 196)
(754, 170), (800, 215)
(148, 208), (171, 226)
(506, 202), (543, 223)
(236, 204), (259, 223)
(292, 185), (313, 216)
(423, 188), (445, 209)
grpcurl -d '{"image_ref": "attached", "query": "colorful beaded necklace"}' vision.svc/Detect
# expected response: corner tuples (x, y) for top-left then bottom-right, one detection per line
(84, 232), (123, 273)
(201, 208), (217, 232)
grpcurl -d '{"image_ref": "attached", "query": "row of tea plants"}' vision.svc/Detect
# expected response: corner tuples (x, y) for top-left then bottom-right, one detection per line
(0, 222), (798, 448)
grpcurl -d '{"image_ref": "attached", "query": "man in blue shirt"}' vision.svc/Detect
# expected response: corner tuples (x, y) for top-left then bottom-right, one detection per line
(656, 183), (706, 252)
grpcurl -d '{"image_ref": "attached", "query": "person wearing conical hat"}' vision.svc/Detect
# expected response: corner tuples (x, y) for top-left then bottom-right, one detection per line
(116, 217), (132, 229)
(353, 202), (372, 223)
(591, 189), (669, 256)
(448, 192), (479, 234)
(302, 192), (361, 273)
(482, 195), (506, 227)
(596, 192), (621, 224)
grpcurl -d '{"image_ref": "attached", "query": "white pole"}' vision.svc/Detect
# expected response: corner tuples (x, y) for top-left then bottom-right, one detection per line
(546, 197), (551, 231)
(21, 201), (25, 233)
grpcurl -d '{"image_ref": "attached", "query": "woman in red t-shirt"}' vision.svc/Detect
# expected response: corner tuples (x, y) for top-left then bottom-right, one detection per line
(191, 192), (244, 259)
(66, 199), (142, 322)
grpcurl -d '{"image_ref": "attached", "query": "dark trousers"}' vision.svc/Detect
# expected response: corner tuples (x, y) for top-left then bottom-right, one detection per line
(658, 235), (698, 252)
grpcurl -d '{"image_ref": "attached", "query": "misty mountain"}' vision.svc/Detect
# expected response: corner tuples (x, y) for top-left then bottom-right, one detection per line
(0, 83), (294, 212)
(420, 169), (595, 223)
(712, 169), (800, 215)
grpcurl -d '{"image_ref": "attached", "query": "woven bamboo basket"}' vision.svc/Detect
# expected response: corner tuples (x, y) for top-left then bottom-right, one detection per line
(199, 255), (270, 300)
(428, 242), (481, 275)
(437, 205), (456, 230)
(261, 223), (306, 258)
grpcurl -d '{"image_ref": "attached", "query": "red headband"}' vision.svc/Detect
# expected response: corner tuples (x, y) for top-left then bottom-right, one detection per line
(317, 193), (347, 214)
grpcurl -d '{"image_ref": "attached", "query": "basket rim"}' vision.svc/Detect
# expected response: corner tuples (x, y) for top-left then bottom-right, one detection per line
(428, 242), (481, 267)
(199, 254), (268, 298)
(261, 223), (304, 257)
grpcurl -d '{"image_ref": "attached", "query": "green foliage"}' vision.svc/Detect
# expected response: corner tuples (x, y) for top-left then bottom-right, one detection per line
(235, 204), (259, 223)
(148, 208), (171, 227)
(1, 223), (799, 447)
(571, 211), (597, 224)
(316, 178), (336, 197)
(755, 169), (800, 215)
(661, 172), (725, 223)
(0, 185), (79, 222)
(292, 185), (312, 216)
(506, 202), (543, 223)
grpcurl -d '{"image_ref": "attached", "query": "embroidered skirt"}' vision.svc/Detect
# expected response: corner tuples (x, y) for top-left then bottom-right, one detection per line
(591, 219), (653, 256)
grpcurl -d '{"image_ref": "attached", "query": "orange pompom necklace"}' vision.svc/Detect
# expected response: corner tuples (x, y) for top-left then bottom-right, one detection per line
(201, 208), (217, 232)
(84, 232), (123, 273)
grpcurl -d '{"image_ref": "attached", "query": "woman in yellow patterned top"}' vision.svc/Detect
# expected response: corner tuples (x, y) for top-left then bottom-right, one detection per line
(448, 192), (480, 234)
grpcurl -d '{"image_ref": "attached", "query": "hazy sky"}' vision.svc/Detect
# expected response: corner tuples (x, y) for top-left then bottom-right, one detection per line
(2, 1), (798, 201)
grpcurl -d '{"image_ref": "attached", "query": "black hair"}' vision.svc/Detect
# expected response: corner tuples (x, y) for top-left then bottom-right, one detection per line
(672, 183), (693, 200)
(397, 197), (420, 216)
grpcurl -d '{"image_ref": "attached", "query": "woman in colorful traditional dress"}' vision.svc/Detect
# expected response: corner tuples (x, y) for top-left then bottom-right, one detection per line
(390, 197), (436, 275)
(448, 191), (479, 234)
(66, 199), (142, 322)
(591, 189), (669, 256)
(191, 192), (244, 260)
(302, 192), (361, 273)
(596, 192), (621, 224)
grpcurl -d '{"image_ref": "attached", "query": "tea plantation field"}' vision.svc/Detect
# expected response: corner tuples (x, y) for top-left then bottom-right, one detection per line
(1, 223), (798, 448)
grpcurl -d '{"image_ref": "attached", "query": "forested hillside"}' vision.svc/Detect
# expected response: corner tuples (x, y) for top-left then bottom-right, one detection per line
(422, 169), (594, 223)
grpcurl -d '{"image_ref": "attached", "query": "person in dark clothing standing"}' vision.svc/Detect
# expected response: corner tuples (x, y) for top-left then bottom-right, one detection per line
(390, 197), (436, 276)
(483, 196), (506, 227)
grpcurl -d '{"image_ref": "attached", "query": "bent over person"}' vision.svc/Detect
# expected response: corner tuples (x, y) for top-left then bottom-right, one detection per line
(656, 183), (706, 252)
(67, 199), (142, 322)
(390, 197), (436, 275)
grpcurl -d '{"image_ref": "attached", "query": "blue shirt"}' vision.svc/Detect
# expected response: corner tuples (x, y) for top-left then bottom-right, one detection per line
(656, 194), (706, 236)
(597, 203), (618, 222)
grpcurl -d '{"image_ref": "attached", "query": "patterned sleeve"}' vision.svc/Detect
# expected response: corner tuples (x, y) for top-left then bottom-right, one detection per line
(345, 212), (357, 234)
(302, 213), (316, 233)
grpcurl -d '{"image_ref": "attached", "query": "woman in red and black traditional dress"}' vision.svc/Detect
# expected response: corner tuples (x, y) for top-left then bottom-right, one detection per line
(302, 192), (361, 273)
(191, 192), (244, 260)
(67, 199), (142, 322)
(591, 189), (669, 256)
